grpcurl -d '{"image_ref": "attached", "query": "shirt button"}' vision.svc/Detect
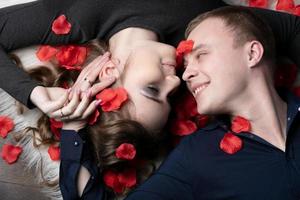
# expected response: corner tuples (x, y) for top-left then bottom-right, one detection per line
(298, 107), (300, 112)
(288, 117), (291, 121)
(91, 176), (94, 180)
(74, 141), (79, 146)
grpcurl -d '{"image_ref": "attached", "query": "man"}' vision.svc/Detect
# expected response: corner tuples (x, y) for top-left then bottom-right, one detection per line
(125, 6), (300, 200)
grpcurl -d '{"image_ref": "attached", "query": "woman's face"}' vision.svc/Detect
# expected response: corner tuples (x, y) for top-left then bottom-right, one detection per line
(121, 41), (180, 133)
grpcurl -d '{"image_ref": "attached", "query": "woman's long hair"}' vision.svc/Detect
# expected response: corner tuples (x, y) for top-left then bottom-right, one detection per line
(12, 40), (164, 197)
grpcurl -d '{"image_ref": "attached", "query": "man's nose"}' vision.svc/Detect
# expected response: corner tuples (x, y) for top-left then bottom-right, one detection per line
(182, 65), (198, 81)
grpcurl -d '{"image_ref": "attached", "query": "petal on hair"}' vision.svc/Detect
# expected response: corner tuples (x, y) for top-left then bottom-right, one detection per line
(293, 5), (300, 16)
(1, 144), (22, 164)
(52, 15), (72, 35)
(97, 88), (128, 112)
(56, 45), (87, 68)
(88, 109), (100, 125)
(176, 40), (194, 67)
(220, 132), (242, 155)
(48, 144), (60, 161)
(36, 45), (58, 61)
(118, 168), (136, 188)
(231, 116), (251, 133)
(0, 116), (14, 139)
(115, 143), (136, 160)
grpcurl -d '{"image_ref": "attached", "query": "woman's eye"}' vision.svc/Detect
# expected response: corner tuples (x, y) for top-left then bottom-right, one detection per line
(146, 85), (160, 95)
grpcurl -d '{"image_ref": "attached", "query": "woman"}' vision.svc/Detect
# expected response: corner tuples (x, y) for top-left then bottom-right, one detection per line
(0, 0), (299, 121)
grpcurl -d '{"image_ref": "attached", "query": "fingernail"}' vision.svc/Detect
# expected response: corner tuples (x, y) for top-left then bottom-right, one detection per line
(76, 89), (81, 95)
(95, 99), (102, 106)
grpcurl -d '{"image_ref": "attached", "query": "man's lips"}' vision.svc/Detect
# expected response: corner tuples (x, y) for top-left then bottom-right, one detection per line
(191, 82), (210, 96)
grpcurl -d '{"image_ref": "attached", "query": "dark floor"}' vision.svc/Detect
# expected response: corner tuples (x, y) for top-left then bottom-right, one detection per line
(0, 139), (48, 200)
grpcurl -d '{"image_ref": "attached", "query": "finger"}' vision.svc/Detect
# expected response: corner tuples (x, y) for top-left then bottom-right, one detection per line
(90, 77), (116, 97)
(81, 100), (101, 120)
(52, 90), (81, 118)
(68, 90), (91, 120)
(85, 52), (110, 81)
(45, 91), (69, 116)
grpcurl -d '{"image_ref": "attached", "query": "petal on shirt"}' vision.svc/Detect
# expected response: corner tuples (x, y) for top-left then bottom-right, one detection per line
(231, 116), (251, 133)
(52, 15), (72, 35)
(220, 132), (243, 155)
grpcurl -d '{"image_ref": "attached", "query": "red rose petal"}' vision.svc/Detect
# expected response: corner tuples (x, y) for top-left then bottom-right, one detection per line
(36, 45), (58, 61)
(249, 0), (268, 8)
(96, 88), (117, 103)
(97, 88), (128, 112)
(88, 109), (100, 125)
(276, 0), (295, 12)
(220, 132), (243, 155)
(170, 119), (197, 136)
(118, 168), (136, 188)
(56, 45), (87, 67)
(61, 65), (82, 71)
(231, 116), (251, 133)
(103, 170), (118, 188)
(293, 5), (300, 16)
(1, 144), (22, 164)
(115, 143), (136, 160)
(50, 118), (62, 140)
(48, 144), (60, 161)
(52, 15), (72, 35)
(0, 116), (14, 139)
(176, 40), (194, 66)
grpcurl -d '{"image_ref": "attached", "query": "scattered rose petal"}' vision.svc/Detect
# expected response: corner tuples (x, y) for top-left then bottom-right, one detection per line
(276, 0), (295, 12)
(249, 0), (268, 8)
(56, 45), (87, 67)
(1, 144), (22, 164)
(96, 88), (128, 112)
(176, 40), (194, 67)
(220, 132), (242, 154)
(118, 168), (136, 188)
(115, 143), (136, 160)
(0, 116), (14, 139)
(231, 116), (251, 133)
(61, 65), (82, 71)
(48, 144), (60, 161)
(88, 109), (100, 125)
(52, 15), (72, 35)
(50, 118), (63, 140)
(170, 119), (197, 136)
(36, 45), (58, 61)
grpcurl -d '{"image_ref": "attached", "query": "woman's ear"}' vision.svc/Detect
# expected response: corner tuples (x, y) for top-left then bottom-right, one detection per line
(98, 59), (121, 81)
(246, 40), (264, 69)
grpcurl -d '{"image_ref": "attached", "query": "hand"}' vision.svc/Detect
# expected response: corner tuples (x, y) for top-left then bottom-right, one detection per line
(30, 86), (69, 118)
(62, 78), (116, 131)
(70, 52), (113, 99)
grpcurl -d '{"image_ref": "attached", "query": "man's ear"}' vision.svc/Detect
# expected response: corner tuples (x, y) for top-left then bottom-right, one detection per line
(246, 40), (264, 68)
(98, 59), (120, 81)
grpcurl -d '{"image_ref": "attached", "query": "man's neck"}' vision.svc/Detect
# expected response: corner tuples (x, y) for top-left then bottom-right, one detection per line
(230, 73), (287, 152)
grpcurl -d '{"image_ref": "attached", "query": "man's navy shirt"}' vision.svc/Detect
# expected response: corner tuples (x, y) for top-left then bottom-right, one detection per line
(60, 91), (300, 199)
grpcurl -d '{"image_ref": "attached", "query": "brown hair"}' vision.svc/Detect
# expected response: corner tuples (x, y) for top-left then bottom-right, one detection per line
(13, 39), (164, 196)
(186, 6), (276, 63)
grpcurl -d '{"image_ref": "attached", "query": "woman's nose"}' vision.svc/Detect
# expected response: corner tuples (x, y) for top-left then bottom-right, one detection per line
(166, 75), (181, 92)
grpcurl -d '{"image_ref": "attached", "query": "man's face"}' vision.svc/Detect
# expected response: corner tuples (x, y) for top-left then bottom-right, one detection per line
(183, 18), (249, 115)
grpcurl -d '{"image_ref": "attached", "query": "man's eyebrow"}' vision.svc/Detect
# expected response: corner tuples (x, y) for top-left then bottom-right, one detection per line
(190, 44), (208, 53)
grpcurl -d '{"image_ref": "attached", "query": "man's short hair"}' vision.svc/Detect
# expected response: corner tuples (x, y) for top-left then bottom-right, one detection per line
(186, 6), (276, 63)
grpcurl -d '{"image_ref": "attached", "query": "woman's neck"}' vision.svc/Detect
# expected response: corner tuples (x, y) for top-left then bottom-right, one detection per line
(230, 71), (287, 151)
(108, 27), (158, 66)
